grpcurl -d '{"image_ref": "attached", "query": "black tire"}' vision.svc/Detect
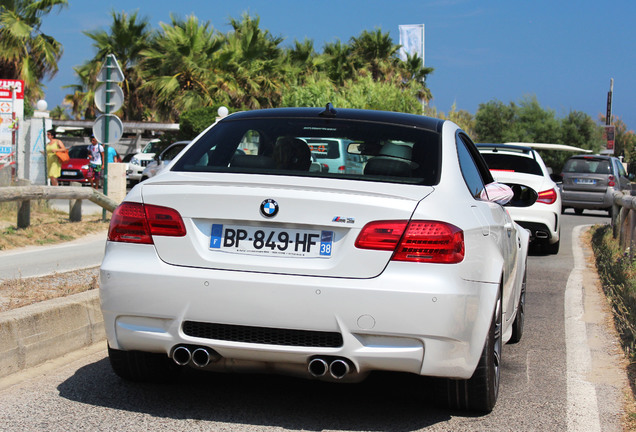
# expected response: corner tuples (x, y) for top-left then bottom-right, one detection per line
(574, 208), (584, 215)
(509, 268), (526, 344)
(439, 289), (502, 413)
(108, 345), (180, 382)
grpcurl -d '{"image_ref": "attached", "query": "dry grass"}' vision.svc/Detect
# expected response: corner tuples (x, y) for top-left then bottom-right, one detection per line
(0, 200), (109, 312)
(0, 200), (110, 251)
(0, 268), (99, 312)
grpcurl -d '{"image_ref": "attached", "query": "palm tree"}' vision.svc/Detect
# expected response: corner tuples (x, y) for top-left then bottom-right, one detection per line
(62, 61), (99, 119)
(217, 14), (287, 109)
(397, 52), (434, 102)
(319, 40), (356, 86)
(140, 14), (224, 121)
(0, 0), (68, 103)
(81, 10), (152, 120)
(349, 28), (399, 81)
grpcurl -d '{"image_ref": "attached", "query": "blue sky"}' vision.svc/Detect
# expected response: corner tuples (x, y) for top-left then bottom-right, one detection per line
(39, 0), (636, 131)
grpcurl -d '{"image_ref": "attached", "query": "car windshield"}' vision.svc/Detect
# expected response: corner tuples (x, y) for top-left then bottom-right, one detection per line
(142, 141), (163, 154)
(68, 146), (88, 159)
(171, 117), (442, 185)
(563, 158), (611, 174)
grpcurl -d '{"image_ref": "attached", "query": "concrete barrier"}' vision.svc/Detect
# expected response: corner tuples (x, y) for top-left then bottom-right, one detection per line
(0, 290), (104, 379)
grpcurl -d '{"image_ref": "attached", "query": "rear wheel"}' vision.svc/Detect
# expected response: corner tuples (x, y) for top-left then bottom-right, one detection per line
(108, 344), (180, 382)
(509, 268), (527, 344)
(574, 208), (584, 215)
(438, 289), (502, 412)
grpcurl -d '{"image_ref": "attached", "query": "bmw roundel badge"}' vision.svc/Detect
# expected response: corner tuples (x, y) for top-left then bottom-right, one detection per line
(260, 199), (279, 218)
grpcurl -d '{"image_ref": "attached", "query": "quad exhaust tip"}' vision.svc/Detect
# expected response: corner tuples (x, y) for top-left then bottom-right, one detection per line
(172, 345), (221, 367)
(172, 346), (191, 366)
(308, 357), (352, 379)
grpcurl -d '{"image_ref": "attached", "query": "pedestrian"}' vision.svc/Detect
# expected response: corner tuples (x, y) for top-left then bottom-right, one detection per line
(87, 135), (104, 189)
(44, 129), (66, 186)
(106, 145), (121, 163)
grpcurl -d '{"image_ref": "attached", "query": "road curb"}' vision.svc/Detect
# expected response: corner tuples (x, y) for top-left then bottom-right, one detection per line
(0, 289), (104, 379)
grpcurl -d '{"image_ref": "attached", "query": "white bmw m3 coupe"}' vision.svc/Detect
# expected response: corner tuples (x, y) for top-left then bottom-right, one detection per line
(100, 105), (529, 412)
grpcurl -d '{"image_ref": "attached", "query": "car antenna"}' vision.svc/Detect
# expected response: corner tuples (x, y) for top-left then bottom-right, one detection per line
(319, 102), (337, 117)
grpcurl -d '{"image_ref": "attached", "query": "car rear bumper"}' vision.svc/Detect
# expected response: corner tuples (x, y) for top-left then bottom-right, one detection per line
(561, 189), (613, 209)
(507, 206), (559, 243)
(100, 242), (498, 381)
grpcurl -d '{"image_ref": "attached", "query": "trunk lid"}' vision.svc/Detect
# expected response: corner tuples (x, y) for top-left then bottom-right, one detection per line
(140, 173), (432, 278)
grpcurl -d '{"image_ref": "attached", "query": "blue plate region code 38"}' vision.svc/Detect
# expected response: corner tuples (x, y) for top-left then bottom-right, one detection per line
(210, 224), (334, 257)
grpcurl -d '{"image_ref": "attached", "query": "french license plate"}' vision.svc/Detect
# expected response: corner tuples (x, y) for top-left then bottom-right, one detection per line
(61, 171), (75, 176)
(210, 224), (334, 258)
(575, 178), (596, 185)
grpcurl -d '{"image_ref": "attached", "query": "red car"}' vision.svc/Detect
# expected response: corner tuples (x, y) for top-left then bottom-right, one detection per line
(58, 145), (93, 185)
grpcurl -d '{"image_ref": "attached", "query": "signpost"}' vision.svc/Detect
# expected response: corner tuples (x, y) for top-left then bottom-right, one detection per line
(94, 54), (124, 218)
(605, 78), (614, 155)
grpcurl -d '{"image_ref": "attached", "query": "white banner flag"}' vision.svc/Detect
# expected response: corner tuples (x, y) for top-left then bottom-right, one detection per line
(398, 24), (425, 64)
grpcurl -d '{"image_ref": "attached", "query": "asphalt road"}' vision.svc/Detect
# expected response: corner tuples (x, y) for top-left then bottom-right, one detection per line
(0, 211), (628, 431)
(0, 198), (106, 281)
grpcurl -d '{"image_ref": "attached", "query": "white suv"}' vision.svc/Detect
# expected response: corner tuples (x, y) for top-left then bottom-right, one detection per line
(126, 140), (165, 186)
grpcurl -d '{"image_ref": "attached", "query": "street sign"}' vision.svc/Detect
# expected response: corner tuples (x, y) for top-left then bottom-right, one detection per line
(97, 54), (124, 83)
(94, 83), (124, 113)
(92, 114), (123, 145)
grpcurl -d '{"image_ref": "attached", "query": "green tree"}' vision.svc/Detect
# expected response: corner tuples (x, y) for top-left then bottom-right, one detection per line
(81, 10), (153, 120)
(140, 14), (224, 121)
(350, 28), (399, 81)
(0, 0), (67, 102)
(320, 40), (356, 86)
(474, 100), (517, 143)
(217, 13), (287, 109)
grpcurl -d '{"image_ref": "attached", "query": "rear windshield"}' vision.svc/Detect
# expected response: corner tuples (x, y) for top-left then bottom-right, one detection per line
(68, 146), (88, 159)
(171, 117), (441, 185)
(563, 158), (611, 174)
(481, 153), (543, 176)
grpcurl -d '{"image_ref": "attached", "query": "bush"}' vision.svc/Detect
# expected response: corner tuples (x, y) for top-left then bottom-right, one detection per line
(590, 224), (636, 361)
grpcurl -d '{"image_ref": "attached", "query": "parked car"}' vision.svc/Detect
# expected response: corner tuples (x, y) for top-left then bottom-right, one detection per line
(101, 105), (529, 413)
(126, 139), (166, 186)
(305, 137), (366, 174)
(561, 154), (631, 216)
(477, 143), (562, 254)
(58, 145), (92, 185)
(140, 141), (190, 182)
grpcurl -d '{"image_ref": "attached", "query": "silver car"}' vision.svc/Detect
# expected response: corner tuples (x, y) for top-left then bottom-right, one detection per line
(560, 155), (631, 216)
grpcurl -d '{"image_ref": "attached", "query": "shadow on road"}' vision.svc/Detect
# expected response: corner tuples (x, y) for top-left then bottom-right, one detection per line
(57, 358), (461, 430)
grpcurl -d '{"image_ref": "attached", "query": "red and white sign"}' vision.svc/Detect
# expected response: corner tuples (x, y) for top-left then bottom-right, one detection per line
(0, 79), (24, 99)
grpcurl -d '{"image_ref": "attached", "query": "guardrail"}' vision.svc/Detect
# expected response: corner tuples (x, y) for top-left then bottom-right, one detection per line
(611, 190), (636, 260)
(0, 184), (118, 228)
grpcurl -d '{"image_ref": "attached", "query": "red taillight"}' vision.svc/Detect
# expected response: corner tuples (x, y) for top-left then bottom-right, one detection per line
(355, 220), (464, 263)
(338, 165), (346, 173)
(536, 188), (558, 205)
(355, 221), (408, 250)
(608, 175), (615, 187)
(108, 202), (186, 244)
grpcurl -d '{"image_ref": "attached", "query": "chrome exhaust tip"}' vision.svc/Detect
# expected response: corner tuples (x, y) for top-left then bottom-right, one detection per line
(191, 348), (211, 368)
(329, 359), (350, 379)
(308, 358), (329, 377)
(535, 230), (549, 239)
(172, 346), (191, 366)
